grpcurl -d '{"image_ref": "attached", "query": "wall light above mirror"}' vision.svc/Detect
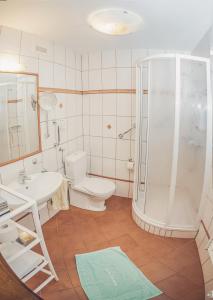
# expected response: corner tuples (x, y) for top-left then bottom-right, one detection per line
(0, 72), (41, 166)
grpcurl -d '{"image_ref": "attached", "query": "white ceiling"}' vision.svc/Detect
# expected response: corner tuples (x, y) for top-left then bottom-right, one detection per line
(0, 0), (213, 52)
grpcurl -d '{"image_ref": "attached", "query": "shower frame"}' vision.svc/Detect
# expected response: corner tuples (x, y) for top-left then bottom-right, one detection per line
(132, 54), (212, 238)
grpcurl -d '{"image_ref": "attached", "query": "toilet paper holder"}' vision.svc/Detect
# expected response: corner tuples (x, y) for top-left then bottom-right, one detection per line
(127, 158), (134, 171)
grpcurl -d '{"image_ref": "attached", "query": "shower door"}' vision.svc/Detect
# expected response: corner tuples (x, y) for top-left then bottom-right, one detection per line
(134, 54), (212, 230)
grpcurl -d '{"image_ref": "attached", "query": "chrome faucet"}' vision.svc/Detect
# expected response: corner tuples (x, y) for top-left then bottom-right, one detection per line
(18, 169), (31, 184)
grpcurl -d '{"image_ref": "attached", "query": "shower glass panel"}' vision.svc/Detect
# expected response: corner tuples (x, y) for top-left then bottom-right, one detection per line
(134, 54), (211, 232)
(169, 59), (207, 228)
(135, 63), (149, 212)
(144, 58), (176, 223)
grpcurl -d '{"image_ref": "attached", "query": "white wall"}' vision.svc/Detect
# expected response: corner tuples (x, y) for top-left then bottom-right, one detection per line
(82, 49), (188, 198)
(0, 26), (83, 185)
(195, 56), (213, 299)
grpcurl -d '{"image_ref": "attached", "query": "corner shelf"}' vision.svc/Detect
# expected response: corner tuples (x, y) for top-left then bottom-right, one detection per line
(0, 184), (58, 294)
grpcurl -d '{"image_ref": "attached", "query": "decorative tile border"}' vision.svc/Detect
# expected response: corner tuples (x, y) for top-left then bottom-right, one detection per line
(132, 204), (197, 239)
(39, 87), (137, 95)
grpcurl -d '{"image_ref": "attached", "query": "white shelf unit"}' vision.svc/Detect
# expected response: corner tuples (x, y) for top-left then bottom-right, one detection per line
(0, 184), (58, 294)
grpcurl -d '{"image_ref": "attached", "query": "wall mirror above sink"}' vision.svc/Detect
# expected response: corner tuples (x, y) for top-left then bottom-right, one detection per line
(0, 72), (41, 167)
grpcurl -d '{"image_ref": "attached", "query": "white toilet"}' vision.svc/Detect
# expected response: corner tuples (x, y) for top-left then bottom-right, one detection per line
(65, 151), (115, 211)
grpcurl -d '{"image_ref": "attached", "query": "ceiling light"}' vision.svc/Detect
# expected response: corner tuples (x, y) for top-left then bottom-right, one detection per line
(88, 8), (143, 35)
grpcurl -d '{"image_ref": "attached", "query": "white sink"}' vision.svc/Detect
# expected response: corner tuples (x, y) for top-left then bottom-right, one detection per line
(8, 172), (63, 206)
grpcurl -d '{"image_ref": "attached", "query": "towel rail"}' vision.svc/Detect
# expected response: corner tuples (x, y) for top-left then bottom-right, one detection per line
(118, 123), (136, 139)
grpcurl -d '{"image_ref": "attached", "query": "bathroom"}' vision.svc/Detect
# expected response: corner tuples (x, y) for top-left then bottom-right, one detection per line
(0, 0), (213, 299)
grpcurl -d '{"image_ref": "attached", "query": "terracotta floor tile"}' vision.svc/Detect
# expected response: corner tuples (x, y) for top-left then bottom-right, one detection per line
(139, 261), (175, 283)
(75, 286), (88, 300)
(32, 196), (204, 299)
(68, 266), (81, 288)
(180, 287), (205, 300)
(156, 274), (201, 300)
(152, 294), (173, 300)
(26, 271), (48, 291)
(41, 269), (73, 295)
(85, 240), (110, 252)
(178, 262), (204, 287)
(41, 288), (80, 300)
(125, 245), (156, 267)
(158, 241), (199, 272)
(108, 234), (138, 251)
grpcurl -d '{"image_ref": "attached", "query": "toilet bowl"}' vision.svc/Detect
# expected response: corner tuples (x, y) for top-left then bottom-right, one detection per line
(65, 151), (115, 211)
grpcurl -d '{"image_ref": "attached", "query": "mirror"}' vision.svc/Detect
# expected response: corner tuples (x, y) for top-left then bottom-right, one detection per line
(39, 92), (57, 111)
(39, 92), (57, 138)
(0, 72), (41, 166)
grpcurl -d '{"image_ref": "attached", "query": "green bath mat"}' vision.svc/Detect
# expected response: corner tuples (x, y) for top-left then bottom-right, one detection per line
(75, 247), (162, 300)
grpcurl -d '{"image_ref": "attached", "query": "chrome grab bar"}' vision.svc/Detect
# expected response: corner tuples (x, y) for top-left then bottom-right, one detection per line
(118, 123), (136, 139)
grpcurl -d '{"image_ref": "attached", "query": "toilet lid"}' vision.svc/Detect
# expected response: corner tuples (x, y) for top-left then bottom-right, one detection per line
(78, 177), (115, 196)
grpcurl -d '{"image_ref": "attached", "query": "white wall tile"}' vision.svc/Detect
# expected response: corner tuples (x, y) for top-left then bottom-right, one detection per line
(116, 49), (132, 67)
(66, 48), (76, 68)
(90, 136), (102, 157)
(36, 37), (54, 61)
(76, 53), (82, 71)
(76, 95), (83, 115)
(89, 51), (101, 69)
(54, 64), (66, 88)
(83, 136), (90, 154)
(0, 160), (24, 185)
(117, 116), (131, 139)
(83, 95), (90, 115)
(89, 70), (102, 89)
(83, 116), (90, 135)
(90, 94), (102, 115)
(103, 138), (116, 159)
(66, 67), (75, 89)
(132, 49), (148, 66)
(39, 59), (54, 87)
(76, 70), (82, 90)
(20, 56), (38, 73)
(20, 32), (38, 58)
(66, 94), (76, 117)
(90, 116), (102, 137)
(57, 119), (68, 143)
(115, 180), (129, 197)
(103, 158), (115, 177)
(116, 139), (131, 161)
(117, 94), (132, 116)
(103, 116), (116, 138)
(75, 116), (83, 137)
(76, 136), (84, 151)
(117, 68), (132, 89)
(90, 156), (102, 175)
(131, 94), (136, 116)
(40, 121), (57, 150)
(54, 44), (66, 65)
(0, 53), (20, 70)
(103, 94), (117, 115)
(102, 50), (116, 68)
(23, 153), (42, 175)
(0, 26), (84, 226)
(42, 148), (58, 171)
(102, 68), (116, 89)
(82, 53), (89, 71)
(0, 26), (21, 54)
(82, 71), (89, 90)
(116, 160), (129, 180)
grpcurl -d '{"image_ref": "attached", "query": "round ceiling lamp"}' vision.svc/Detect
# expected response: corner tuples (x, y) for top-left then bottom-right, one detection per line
(88, 8), (143, 35)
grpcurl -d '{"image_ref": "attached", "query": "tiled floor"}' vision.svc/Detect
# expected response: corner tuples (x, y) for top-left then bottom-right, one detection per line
(28, 196), (205, 300)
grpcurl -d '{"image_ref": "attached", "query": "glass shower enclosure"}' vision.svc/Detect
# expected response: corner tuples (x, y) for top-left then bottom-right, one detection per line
(133, 54), (212, 233)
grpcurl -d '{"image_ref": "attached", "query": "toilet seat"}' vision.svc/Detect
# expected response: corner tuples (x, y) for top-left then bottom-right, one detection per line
(74, 177), (115, 198)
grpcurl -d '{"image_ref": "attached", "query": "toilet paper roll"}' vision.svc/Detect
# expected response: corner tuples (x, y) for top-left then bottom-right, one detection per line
(127, 161), (134, 170)
(0, 220), (18, 243)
